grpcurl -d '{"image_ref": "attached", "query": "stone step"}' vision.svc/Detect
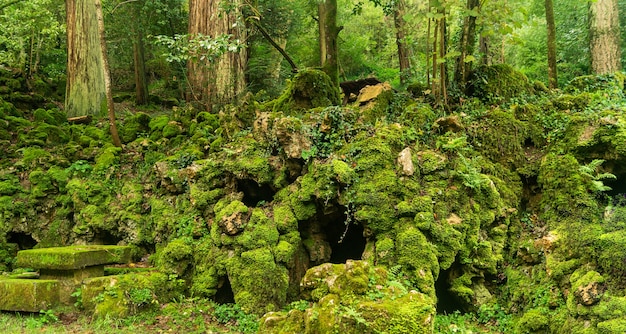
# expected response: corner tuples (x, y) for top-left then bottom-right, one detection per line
(16, 245), (132, 270)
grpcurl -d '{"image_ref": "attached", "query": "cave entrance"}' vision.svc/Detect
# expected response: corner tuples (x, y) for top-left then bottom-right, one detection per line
(328, 220), (366, 264)
(237, 179), (275, 207)
(213, 276), (235, 304)
(298, 203), (367, 265)
(93, 229), (122, 245)
(435, 268), (465, 315)
(7, 232), (37, 250)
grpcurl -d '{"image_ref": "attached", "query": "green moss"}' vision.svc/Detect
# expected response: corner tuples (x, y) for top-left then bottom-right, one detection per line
(88, 272), (185, 318)
(516, 308), (549, 333)
(597, 318), (626, 334)
(264, 261), (436, 333)
(0, 278), (59, 312)
(162, 121), (182, 138)
(272, 203), (298, 234)
(16, 245), (132, 270)
(226, 247), (288, 315)
(396, 226), (438, 297)
(156, 238), (193, 276)
(271, 69), (340, 114)
(119, 112), (151, 143)
(468, 64), (535, 103)
(595, 231), (626, 280)
(94, 145), (122, 172)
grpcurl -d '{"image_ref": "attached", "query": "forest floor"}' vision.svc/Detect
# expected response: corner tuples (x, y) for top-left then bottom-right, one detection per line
(0, 298), (258, 333)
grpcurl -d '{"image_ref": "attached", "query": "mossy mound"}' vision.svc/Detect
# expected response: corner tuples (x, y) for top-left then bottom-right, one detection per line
(270, 69), (341, 114)
(468, 64), (536, 103)
(259, 261), (435, 334)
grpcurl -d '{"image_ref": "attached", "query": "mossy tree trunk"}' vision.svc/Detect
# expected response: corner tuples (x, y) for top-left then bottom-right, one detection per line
(429, 4), (448, 107)
(65, 0), (106, 118)
(132, 2), (149, 105)
(393, 0), (411, 84)
(589, 0), (622, 74)
(95, 0), (121, 147)
(454, 0), (480, 91)
(545, 0), (557, 88)
(188, 0), (246, 112)
(318, 0), (340, 88)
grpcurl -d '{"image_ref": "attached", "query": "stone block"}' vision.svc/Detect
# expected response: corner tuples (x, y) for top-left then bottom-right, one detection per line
(16, 245), (132, 270)
(0, 278), (59, 312)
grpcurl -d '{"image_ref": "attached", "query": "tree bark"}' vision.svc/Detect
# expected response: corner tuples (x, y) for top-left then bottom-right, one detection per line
(188, 0), (246, 111)
(318, 0), (340, 87)
(454, 0), (480, 91)
(65, 0), (107, 118)
(589, 0), (622, 74)
(545, 0), (557, 88)
(95, 0), (121, 147)
(393, 0), (411, 84)
(132, 3), (149, 105)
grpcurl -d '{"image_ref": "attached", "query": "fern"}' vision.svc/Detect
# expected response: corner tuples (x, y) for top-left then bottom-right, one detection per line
(579, 159), (616, 192)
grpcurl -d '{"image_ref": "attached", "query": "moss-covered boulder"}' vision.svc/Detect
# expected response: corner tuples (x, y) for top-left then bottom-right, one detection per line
(468, 64), (535, 103)
(260, 261), (436, 333)
(271, 69), (340, 114)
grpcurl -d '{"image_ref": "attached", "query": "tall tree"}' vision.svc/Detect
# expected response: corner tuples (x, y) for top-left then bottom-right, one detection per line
(131, 2), (149, 105)
(95, 0), (121, 147)
(188, 0), (246, 111)
(318, 0), (340, 87)
(545, 0), (557, 88)
(589, 0), (622, 74)
(393, 0), (411, 84)
(65, 0), (106, 118)
(454, 0), (480, 90)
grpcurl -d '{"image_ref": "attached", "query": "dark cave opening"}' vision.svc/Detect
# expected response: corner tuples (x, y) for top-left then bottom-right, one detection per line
(435, 267), (465, 315)
(93, 230), (123, 245)
(7, 232), (37, 250)
(298, 203), (367, 265)
(237, 179), (275, 207)
(213, 276), (235, 304)
(328, 220), (366, 264)
(319, 205), (366, 264)
(604, 177), (626, 199)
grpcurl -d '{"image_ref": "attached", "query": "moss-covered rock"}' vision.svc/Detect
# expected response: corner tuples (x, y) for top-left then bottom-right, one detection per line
(271, 69), (340, 114)
(260, 261), (436, 333)
(468, 64), (535, 103)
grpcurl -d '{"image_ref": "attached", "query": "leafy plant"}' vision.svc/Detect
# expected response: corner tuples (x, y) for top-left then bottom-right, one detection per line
(38, 309), (58, 325)
(579, 159), (616, 192)
(212, 303), (259, 334)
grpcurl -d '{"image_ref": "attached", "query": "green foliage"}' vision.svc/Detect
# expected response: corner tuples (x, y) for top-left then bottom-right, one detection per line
(212, 303), (259, 334)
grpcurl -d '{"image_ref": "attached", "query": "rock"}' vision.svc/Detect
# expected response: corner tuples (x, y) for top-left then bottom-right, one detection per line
(433, 115), (464, 133)
(575, 281), (604, 306)
(262, 261), (436, 334)
(397, 147), (414, 176)
(356, 82), (392, 104)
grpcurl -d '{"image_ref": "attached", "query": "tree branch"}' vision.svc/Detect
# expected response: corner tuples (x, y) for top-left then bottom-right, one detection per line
(252, 20), (298, 73)
(112, 0), (140, 13)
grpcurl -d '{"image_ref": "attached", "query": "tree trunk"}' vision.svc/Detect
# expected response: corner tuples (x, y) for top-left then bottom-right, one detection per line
(393, 0), (411, 84)
(454, 0), (480, 90)
(65, 0), (106, 118)
(545, 0), (557, 88)
(132, 3), (149, 105)
(589, 0), (622, 74)
(188, 0), (246, 111)
(95, 0), (121, 147)
(318, 0), (340, 87)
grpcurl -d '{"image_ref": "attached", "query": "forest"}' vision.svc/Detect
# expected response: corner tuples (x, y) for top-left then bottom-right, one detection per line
(1, 0), (626, 333)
